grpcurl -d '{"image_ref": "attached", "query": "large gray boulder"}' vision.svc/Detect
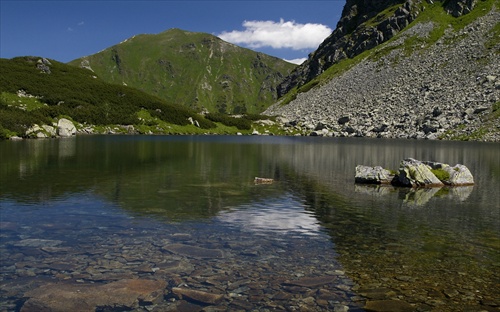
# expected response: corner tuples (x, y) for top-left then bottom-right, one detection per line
(355, 165), (393, 184)
(57, 118), (76, 137)
(423, 161), (475, 186)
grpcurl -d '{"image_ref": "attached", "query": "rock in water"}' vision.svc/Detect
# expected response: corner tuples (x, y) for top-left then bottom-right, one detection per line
(423, 161), (475, 186)
(392, 158), (444, 187)
(355, 165), (393, 184)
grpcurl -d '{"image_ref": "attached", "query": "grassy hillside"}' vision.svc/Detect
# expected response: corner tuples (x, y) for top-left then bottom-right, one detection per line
(69, 29), (296, 114)
(0, 56), (296, 139)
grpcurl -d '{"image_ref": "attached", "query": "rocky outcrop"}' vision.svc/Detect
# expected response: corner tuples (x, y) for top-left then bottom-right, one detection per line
(277, 0), (480, 97)
(24, 118), (77, 139)
(355, 158), (474, 187)
(266, 6), (500, 142)
(36, 58), (51, 74)
(446, 0), (477, 17)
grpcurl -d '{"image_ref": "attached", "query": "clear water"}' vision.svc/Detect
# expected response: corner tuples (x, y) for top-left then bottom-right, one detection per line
(0, 135), (499, 311)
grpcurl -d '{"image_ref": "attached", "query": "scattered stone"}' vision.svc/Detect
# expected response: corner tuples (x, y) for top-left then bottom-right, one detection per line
(162, 243), (223, 258)
(283, 276), (336, 287)
(172, 287), (224, 305)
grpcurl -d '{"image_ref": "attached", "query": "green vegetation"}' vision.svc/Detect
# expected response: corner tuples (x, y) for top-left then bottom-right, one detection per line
(430, 168), (450, 181)
(68, 29), (296, 114)
(0, 56), (287, 139)
(205, 113), (252, 130)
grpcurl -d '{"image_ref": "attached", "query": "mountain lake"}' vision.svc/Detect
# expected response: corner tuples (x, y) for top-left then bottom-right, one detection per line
(0, 135), (499, 311)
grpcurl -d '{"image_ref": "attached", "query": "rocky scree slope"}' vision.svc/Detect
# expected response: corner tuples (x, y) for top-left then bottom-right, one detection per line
(70, 29), (295, 115)
(266, 1), (500, 141)
(278, 0), (479, 97)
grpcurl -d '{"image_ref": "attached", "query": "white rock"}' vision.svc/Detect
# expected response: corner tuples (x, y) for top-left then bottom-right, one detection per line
(57, 118), (76, 137)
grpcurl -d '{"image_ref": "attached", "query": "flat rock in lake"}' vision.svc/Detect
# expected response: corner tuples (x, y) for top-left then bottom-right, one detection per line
(163, 243), (223, 258)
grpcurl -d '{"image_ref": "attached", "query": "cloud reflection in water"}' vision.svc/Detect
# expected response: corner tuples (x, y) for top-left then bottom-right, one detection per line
(216, 194), (321, 236)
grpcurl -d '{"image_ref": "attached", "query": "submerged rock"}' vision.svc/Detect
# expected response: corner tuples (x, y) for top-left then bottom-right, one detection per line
(172, 287), (224, 304)
(21, 279), (167, 312)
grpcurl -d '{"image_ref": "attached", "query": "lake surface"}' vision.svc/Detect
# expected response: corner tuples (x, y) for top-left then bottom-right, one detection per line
(0, 135), (499, 311)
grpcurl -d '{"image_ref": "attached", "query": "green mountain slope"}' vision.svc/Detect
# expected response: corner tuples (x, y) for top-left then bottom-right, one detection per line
(69, 29), (296, 114)
(0, 56), (218, 138)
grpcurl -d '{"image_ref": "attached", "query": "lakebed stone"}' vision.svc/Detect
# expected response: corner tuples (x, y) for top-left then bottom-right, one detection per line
(21, 279), (167, 312)
(162, 243), (223, 258)
(172, 287), (224, 304)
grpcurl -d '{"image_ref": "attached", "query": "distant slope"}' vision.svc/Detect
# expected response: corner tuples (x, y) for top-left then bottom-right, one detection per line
(69, 29), (296, 114)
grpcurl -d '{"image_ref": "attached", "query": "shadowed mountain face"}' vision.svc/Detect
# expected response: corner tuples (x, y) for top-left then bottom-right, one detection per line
(276, 0), (481, 97)
(69, 29), (296, 114)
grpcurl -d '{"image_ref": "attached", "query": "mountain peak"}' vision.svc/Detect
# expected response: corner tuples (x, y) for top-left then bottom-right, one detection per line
(70, 29), (295, 114)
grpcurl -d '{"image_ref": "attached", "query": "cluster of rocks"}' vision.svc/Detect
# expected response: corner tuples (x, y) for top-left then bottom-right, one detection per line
(266, 8), (500, 141)
(23, 118), (76, 139)
(36, 58), (51, 74)
(354, 158), (475, 206)
(355, 158), (474, 187)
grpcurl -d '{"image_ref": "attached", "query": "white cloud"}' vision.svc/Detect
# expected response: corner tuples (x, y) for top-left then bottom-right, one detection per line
(78, 21), (85, 26)
(218, 19), (332, 50)
(284, 57), (307, 65)
(67, 27), (74, 32)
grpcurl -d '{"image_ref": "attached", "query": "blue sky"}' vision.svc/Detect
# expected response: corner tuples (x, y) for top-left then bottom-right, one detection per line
(0, 1), (345, 64)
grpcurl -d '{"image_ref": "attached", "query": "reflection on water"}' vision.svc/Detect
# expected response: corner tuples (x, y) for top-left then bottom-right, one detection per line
(354, 184), (475, 207)
(217, 194), (322, 236)
(0, 136), (499, 311)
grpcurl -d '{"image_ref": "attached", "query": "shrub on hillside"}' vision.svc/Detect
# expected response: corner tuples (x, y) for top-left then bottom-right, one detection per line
(205, 113), (252, 130)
